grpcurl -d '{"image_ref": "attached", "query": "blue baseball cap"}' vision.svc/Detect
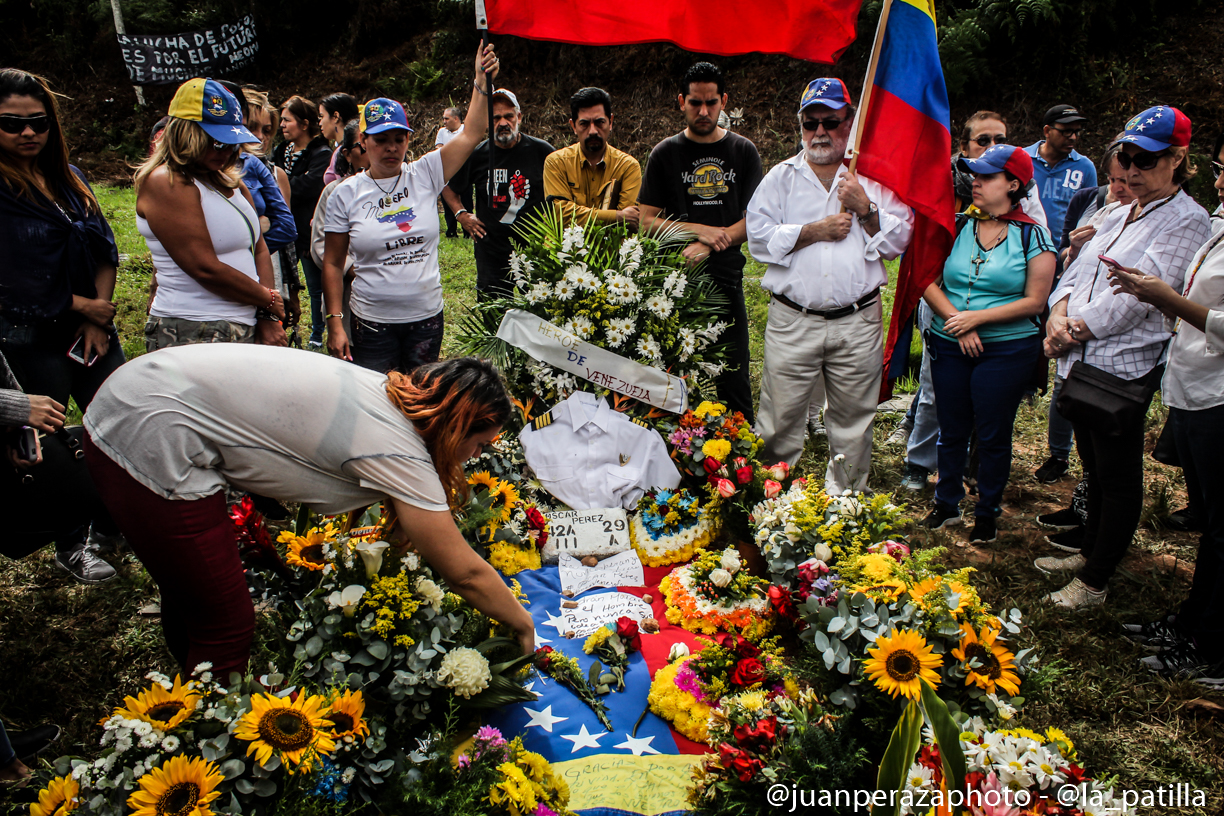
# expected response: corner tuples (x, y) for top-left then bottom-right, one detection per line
(167, 78), (259, 144)
(360, 98), (413, 135)
(957, 144), (1035, 186)
(1114, 105), (1192, 152)
(798, 78), (851, 113)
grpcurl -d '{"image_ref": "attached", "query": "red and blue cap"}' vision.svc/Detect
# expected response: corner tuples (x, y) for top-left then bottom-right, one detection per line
(798, 78), (851, 113)
(167, 78), (259, 144)
(1114, 106), (1192, 152)
(360, 98), (413, 135)
(957, 144), (1034, 186)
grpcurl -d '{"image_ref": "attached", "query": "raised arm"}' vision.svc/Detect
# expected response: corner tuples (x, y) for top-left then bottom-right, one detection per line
(438, 44), (500, 181)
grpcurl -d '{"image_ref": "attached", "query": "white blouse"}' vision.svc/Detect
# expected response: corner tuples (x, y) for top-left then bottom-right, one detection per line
(1163, 218), (1224, 411)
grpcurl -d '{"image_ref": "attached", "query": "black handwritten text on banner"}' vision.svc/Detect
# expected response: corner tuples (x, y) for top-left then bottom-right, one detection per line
(116, 15), (259, 86)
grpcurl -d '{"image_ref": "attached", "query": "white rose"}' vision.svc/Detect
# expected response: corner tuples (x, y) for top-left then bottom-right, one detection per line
(709, 568), (732, 588)
(720, 550), (742, 574)
(437, 647), (492, 699)
(812, 542), (833, 563)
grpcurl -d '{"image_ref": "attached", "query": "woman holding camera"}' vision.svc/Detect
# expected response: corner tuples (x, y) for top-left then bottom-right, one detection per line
(921, 146), (1056, 546)
(1037, 107), (1211, 609)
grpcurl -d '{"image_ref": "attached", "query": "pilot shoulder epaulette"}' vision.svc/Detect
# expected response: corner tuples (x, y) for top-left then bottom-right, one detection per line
(531, 411), (555, 431)
(630, 417), (652, 429)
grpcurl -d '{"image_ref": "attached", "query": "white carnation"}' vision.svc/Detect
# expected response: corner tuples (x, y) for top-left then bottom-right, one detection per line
(415, 577), (445, 612)
(437, 647), (492, 698)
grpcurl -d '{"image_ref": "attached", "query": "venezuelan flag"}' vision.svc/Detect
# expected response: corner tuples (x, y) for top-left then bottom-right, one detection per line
(851, 0), (956, 395)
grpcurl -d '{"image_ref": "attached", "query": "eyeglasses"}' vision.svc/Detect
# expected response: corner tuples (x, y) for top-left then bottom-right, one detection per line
(1050, 125), (1082, 137)
(802, 116), (847, 133)
(346, 144), (366, 155)
(1212, 161), (1223, 180)
(1116, 150), (1168, 171)
(210, 140), (240, 153)
(0, 114), (51, 135)
(972, 134), (1007, 147)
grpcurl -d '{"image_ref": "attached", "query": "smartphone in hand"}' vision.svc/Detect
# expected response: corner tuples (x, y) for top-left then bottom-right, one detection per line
(12, 426), (39, 462)
(1098, 254), (1124, 269)
(67, 335), (99, 366)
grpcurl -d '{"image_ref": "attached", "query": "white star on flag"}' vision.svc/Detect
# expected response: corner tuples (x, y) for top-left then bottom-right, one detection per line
(560, 724), (605, 752)
(523, 705), (567, 733)
(613, 733), (660, 756)
(534, 628), (553, 646)
(542, 611), (568, 632)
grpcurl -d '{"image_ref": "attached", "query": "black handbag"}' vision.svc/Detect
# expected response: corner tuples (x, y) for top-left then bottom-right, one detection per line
(1056, 360), (1158, 438)
(0, 425), (94, 559)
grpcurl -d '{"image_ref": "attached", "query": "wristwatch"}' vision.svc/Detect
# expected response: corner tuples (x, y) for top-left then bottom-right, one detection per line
(857, 202), (878, 225)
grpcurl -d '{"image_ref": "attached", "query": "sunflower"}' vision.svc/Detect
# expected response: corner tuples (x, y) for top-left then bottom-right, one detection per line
(487, 480), (521, 522)
(126, 756), (223, 816)
(863, 628), (943, 700)
(115, 675), (201, 731)
(907, 577), (944, 607)
(468, 470), (499, 493)
(31, 774), (79, 816)
(323, 689), (370, 742)
(856, 579), (907, 600)
(234, 692), (337, 773)
(951, 625), (1021, 696)
(284, 527), (334, 572)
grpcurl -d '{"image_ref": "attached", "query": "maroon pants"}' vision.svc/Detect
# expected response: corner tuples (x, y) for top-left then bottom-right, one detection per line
(84, 434), (254, 681)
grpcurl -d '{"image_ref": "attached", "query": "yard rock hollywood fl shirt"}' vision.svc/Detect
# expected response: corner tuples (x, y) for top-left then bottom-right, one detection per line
(637, 131), (763, 282)
(324, 151), (447, 323)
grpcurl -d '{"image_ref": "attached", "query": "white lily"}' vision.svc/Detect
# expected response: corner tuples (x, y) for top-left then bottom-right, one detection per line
(328, 585), (367, 617)
(354, 540), (390, 578)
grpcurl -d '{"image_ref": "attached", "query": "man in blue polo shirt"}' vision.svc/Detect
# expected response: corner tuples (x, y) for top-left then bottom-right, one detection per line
(1025, 105), (1097, 243)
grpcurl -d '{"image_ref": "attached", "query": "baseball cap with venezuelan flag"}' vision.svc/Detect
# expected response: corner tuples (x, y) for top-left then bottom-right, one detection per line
(957, 144), (1034, 187)
(167, 78), (259, 144)
(1114, 105), (1192, 152)
(360, 98), (413, 135)
(798, 78), (851, 113)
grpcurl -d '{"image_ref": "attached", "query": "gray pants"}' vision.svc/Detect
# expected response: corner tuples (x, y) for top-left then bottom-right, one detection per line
(905, 301), (939, 472)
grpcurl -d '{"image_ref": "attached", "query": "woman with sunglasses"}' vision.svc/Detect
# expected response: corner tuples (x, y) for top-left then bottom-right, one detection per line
(0, 68), (124, 583)
(1036, 106), (1212, 609)
(135, 78), (287, 352)
(310, 121), (368, 339)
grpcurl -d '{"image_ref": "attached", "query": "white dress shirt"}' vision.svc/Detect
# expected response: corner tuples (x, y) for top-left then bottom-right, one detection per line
(519, 391), (680, 511)
(434, 124), (463, 149)
(746, 154), (913, 310)
(1050, 190), (1211, 380)
(1163, 219), (1224, 410)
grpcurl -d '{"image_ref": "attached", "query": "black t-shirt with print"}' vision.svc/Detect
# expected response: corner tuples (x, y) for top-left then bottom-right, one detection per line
(638, 130), (763, 281)
(447, 134), (555, 257)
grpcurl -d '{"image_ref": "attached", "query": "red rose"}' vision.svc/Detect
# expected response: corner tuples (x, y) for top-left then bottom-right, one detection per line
(731, 657), (765, 687)
(731, 754), (763, 782)
(734, 716), (778, 751)
(703, 458), (722, 475)
(735, 465), (753, 484)
(616, 616), (642, 653)
(525, 506), (547, 531)
(534, 646), (555, 669)
(768, 585), (797, 621)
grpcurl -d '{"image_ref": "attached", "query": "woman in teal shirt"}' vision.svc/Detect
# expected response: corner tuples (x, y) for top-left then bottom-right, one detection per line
(922, 145), (1056, 544)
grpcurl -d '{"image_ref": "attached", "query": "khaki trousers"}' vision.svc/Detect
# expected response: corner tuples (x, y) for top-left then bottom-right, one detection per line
(758, 297), (883, 493)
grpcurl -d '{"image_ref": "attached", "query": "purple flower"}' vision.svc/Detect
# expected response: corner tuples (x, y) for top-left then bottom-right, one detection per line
(457, 754), (471, 769)
(474, 725), (506, 747)
(535, 806), (559, 816)
(674, 665), (709, 703)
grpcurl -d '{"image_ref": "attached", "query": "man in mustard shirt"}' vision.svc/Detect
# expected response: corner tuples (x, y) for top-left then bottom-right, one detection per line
(543, 87), (641, 225)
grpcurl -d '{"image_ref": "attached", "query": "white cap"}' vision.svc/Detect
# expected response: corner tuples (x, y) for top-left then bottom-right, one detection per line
(490, 88), (520, 110)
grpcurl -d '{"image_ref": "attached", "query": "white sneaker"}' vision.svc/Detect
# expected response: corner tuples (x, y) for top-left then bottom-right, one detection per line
(1033, 553), (1086, 576)
(885, 420), (913, 447)
(1045, 578), (1107, 609)
(807, 417), (827, 436)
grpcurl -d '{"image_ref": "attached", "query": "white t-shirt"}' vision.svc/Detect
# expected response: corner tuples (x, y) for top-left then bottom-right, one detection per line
(323, 151), (446, 323)
(83, 344), (449, 514)
(435, 125), (463, 148)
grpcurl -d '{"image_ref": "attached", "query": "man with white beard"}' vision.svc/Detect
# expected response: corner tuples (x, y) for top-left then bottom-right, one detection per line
(443, 88), (555, 299)
(746, 78), (913, 493)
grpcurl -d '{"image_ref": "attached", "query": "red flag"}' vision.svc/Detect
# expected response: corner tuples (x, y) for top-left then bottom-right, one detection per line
(485, 0), (864, 64)
(848, 0), (955, 399)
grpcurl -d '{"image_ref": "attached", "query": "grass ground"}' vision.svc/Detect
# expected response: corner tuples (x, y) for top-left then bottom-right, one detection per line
(1, 187), (1220, 813)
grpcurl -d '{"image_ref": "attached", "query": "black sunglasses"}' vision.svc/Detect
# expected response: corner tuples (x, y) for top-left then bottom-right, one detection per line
(1051, 125), (1082, 137)
(972, 134), (1007, 147)
(0, 114), (51, 135)
(1116, 150), (1168, 171)
(346, 144), (366, 154)
(802, 116), (847, 133)
(211, 140), (240, 153)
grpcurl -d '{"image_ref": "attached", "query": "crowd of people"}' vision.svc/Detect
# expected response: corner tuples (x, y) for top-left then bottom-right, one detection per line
(2, 47), (1224, 783)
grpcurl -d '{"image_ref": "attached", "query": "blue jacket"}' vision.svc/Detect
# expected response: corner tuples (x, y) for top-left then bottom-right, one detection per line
(239, 153), (297, 252)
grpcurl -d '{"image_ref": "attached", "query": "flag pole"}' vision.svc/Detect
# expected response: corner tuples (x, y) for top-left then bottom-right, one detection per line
(845, 0), (894, 175)
(475, 0), (496, 207)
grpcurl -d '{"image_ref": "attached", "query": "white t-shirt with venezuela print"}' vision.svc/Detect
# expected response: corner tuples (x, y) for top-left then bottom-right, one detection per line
(324, 151), (446, 323)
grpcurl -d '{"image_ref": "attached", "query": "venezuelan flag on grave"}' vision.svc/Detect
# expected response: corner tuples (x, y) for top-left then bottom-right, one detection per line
(485, 565), (711, 816)
(484, 0), (864, 64)
(850, 0), (955, 397)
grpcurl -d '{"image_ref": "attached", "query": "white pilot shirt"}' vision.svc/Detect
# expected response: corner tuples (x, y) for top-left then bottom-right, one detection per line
(519, 391), (681, 511)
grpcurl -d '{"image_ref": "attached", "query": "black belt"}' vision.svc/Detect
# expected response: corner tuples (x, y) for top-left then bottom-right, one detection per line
(771, 288), (880, 320)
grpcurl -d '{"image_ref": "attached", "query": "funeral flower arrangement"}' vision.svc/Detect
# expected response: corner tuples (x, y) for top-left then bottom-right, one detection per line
(662, 401), (762, 486)
(799, 546), (1030, 717)
(30, 666), (394, 815)
(399, 726), (575, 816)
(583, 616), (644, 693)
(686, 689), (866, 815)
(648, 634), (796, 743)
(533, 646), (613, 731)
(629, 487), (716, 567)
(660, 547), (775, 638)
(459, 471), (550, 576)
(900, 723), (1125, 816)
(269, 521), (536, 730)
(751, 480), (905, 586)
(455, 210), (733, 418)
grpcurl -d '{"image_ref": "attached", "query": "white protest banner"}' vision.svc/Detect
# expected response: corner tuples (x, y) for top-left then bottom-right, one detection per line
(548, 592), (653, 638)
(116, 15), (259, 85)
(496, 309), (688, 414)
(542, 508), (631, 564)
(558, 552), (645, 597)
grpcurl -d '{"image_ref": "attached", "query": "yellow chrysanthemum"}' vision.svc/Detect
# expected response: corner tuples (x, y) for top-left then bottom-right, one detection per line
(701, 439), (732, 461)
(693, 401), (725, 419)
(114, 675), (201, 732)
(31, 774), (79, 816)
(736, 691), (766, 711)
(234, 693), (337, 773)
(126, 756), (223, 816)
(468, 471), (499, 492)
(583, 626), (615, 654)
(858, 553), (899, 583)
(517, 750), (551, 784)
(863, 628), (943, 700)
(323, 689), (370, 742)
(284, 526), (334, 572)
(489, 761), (539, 816)
(951, 625), (1021, 696)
